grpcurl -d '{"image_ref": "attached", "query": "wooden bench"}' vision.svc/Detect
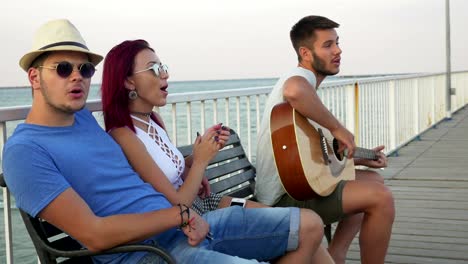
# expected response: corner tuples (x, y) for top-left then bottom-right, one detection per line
(0, 129), (330, 263)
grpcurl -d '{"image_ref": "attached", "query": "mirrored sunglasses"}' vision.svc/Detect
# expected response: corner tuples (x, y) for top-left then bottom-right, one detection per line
(39, 61), (96, 79)
(134, 63), (169, 77)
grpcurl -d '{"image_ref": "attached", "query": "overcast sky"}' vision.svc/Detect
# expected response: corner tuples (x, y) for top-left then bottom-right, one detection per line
(1, 0), (467, 86)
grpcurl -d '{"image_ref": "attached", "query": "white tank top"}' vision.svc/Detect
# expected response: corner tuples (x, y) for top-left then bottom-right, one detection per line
(131, 115), (185, 189)
(255, 67), (317, 205)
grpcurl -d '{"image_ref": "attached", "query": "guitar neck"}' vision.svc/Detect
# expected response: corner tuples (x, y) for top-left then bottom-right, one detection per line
(354, 147), (378, 161)
(317, 124), (379, 161)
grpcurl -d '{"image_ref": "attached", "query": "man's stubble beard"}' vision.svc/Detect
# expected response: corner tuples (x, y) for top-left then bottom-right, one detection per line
(311, 51), (339, 77)
(40, 78), (86, 114)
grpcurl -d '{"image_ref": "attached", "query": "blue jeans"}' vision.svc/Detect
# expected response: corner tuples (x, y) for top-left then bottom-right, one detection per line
(137, 206), (300, 264)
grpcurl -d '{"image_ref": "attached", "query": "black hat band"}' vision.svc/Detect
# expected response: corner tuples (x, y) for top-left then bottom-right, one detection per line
(40, 41), (89, 51)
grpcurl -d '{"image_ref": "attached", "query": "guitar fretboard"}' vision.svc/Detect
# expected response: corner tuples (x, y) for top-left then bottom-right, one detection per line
(354, 147), (379, 161)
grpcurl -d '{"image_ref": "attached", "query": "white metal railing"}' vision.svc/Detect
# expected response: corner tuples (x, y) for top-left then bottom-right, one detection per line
(1, 72), (468, 263)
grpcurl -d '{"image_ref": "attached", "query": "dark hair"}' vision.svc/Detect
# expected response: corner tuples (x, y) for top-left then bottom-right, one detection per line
(29, 52), (51, 97)
(30, 52), (50, 69)
(290, 16), (339, 61)
(101, 39), (156, 132)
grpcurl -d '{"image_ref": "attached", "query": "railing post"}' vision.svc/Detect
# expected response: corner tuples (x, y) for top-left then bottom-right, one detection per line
(345, 83), (356, 137)
(2, 186), (13, 264)
(171, 104), (177, 146)
(388, 80), (397, 150)
(1, 121), (14, 264)
(213, 99), (218, 125)
(236, 97), (241, 137)
(200, 100), (206, 134)
(431, 77), (436, 126)
(354, 82), (360, 146)
(186, 102), (192, 144)
(224, 98), (230, 127)
(465, 74), (468, 104)
(246, 96), (252, 160)
(445, 0), (452, 118)
(255, 95), (261, 137)
(414, 78), (420, 135)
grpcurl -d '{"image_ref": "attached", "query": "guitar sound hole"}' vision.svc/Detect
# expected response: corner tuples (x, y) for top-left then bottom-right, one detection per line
(332, 139), (344, 161)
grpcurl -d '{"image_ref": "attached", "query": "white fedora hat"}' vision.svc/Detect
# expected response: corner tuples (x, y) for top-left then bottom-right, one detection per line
(19, 19), (103, 72)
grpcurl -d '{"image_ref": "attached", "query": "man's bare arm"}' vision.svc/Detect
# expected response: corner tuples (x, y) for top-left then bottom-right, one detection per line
(283, 76), (356, 157)
(39, 188), (208, 252)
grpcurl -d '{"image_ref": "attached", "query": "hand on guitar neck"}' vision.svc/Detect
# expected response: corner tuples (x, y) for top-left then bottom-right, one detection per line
(333, 139), (379, 161)
(352, 145), (388, 169)
(322, 129), (381, 165)
(331, 139), (387, 169)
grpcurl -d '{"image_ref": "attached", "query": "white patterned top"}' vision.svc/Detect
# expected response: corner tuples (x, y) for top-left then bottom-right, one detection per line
(131, 115), (185, 189)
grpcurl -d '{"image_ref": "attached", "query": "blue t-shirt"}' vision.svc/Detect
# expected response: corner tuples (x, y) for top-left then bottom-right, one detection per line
(2, 109), (178, 263)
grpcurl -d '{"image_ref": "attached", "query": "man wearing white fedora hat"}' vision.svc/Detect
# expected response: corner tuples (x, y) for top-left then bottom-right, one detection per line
(2, 19), (330, 263)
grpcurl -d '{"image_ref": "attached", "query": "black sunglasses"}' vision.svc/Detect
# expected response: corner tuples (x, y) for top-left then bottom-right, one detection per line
(39, 61), (96, 79)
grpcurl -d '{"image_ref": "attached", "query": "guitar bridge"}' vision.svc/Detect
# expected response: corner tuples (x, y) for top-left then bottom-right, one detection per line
(318, 128), (330, 165)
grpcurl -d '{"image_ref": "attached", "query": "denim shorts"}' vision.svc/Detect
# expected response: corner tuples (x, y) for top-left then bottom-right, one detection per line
(137, 206), (300, 264)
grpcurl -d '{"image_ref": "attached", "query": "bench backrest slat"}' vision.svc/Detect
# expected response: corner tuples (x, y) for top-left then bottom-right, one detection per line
(209, 145), (246, 164)
(210, 169), (256, 195)
(179, 129), (256, 198)
(225, 186), (256, 199)
(206, 158), (253, 180)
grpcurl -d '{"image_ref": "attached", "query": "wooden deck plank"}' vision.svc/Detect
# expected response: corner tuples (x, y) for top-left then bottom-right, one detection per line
(349, 244), (468, 260)
(392, 190), (468, 196)
(394, 199), (468, 209)
(393, 168), (468, 180)
(408, 157), (468, 169)
(394, 216), (468, 227)
(395, 209), (468, 221)
(389, 233), (468, 245)
(392, 190), (468, 197)
(394, 206), (468, 215)
(390, 186), (468, 193)
(391, 191), (468, 197)
(386, 240), (468, 252)
(348, 250), (468, 264)
(386, 180), (468, 188)
(393, 220), (468, 231)
(391, 226), (468, 239)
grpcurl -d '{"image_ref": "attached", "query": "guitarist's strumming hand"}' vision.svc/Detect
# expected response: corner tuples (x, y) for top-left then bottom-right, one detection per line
(331, 125), (356, 158)
(355, 145), (388, 168)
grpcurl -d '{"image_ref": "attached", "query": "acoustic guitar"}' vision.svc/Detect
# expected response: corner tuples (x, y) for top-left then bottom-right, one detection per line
(270, 102), (378, 201)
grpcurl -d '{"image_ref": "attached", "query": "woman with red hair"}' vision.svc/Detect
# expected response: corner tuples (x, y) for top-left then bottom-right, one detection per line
(100, 39), (262, 214)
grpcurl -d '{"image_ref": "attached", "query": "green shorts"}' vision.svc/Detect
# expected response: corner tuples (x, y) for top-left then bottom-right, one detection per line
(274, 180), (347, 224)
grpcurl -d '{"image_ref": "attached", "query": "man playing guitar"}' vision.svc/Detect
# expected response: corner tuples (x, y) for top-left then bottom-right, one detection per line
(255, 15), (395, 264)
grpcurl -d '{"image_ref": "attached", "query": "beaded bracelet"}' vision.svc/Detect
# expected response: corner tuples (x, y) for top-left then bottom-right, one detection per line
(177, 204), (191, 230)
